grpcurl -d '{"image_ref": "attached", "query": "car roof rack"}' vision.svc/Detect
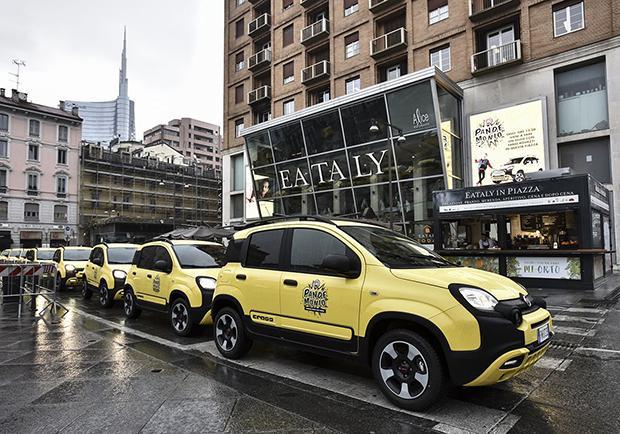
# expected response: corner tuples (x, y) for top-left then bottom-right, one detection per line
(234, 214), (337, 231)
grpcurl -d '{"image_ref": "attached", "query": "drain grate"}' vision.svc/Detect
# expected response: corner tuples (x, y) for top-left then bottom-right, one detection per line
(550, 340), (579, 350)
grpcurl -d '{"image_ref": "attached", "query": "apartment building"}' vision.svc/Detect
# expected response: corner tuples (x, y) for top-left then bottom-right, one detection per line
(222, 0), (620, 265)
(0, 89), (82, 249)
(143, 118), (222, 174)
(79, 142), (221, 244)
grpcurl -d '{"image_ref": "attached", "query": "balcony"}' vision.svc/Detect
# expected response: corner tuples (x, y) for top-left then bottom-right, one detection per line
(471, 39), (521, 74)
(369, 0), (401, 13)
(301, 19), (329, 45)
(370, 28), (407, 58)
(248, 14), (271, 37)
(27, 189), (39, 197)
(469, 0), (519, 20)
(300, 0), (327, 7)
(248, 49), (272, 72)
(301, 61), (330, 84)
(248, 85), (272, 105)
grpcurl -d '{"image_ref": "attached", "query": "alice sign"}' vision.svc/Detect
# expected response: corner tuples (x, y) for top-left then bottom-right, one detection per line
(279, 149), (388, 190)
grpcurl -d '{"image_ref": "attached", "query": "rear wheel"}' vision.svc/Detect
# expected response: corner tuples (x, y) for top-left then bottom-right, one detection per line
(372, 329), (444, 411)
(123, 288), (141, 319)
(99, 281), (114, 308)
(170, 297), (194, 337)
(81, 281), (92, 299)
(214, 307), (252, 359)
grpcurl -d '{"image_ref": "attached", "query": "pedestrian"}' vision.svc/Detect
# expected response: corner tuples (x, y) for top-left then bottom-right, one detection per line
(476, 154), (493, 185)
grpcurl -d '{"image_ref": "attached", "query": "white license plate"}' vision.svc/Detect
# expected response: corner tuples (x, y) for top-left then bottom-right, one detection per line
(537, 323), (550, 344)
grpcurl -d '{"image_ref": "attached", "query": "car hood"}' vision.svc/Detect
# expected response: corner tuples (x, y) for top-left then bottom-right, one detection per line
(65, 261), (88, 269)
(108, 264), (132, 273)
(390, 267), (526, 301)
(180, 267), (221, 280)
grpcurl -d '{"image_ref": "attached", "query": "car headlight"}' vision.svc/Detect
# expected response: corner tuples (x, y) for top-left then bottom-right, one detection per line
(113, 270), (127, 280)
(458, 287), (498, 312)
(197, 277), (217, 291)
(65, 264), (75, 272)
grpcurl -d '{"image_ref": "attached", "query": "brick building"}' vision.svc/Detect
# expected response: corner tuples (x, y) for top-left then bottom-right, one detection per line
(222, 0), (620, 267)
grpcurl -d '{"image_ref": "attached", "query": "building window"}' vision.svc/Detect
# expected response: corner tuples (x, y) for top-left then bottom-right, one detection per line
(0, 139), (7, 158)
(344, 33), (360, 59)
(344, 0), (359, 16)
(554, 1), (584, 37)
(57, 148), (67, 165)
(345, 76), (361, 94)
(283, 99), (295, 115)
(430, 45), (451, 71)
(0, 113), (8, 132)
(283, 24), (294, 47)
(254, 111), (271, 124)
(28, 143), (39, 161)
(24, 203), (39, 221)
(283, 61), (295, 84)
(555, 60), (608, 137)
(236, 0), (245, 6)
(54, 205), (68, 222)
(559, 137), (611, 184)
(27, 172), (38, 193)
(58, 125), (68, 142)
(428, 0), (449, 25)
(235, 18), (244, 38)
(235, 51), (245, 71)
(387, 65), (401, 81)
(0, 201), (7, 220)
(29, 119), (40, 137)
(56, 175), (68, 197)
(283, 0), (293, 9)
(0, 169), (7, 191)
(309, 87), (331, 106)
(235, 119), (245, 138)
(235, 84), (244, 104)
(230, 153), (245, 220)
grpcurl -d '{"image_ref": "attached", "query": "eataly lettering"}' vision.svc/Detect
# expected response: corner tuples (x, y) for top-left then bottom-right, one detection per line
(279, 150), (388, 189)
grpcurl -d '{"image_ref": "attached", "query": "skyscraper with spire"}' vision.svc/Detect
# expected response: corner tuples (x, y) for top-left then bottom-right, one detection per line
(65, 28), (135, 144)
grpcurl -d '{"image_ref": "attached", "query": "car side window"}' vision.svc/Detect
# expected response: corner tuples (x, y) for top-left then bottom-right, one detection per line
(152, 247), (173, 271)
(245, 229), (284, 270)
(95, 249), (105, 266)
(53, 250), (61, 262)
(137, 246), (157, 269)
(26, 250), (35, 261)
(290, 229), (359, 276)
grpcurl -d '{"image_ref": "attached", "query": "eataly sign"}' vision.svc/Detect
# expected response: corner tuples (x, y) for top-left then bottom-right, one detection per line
(279, 149), (389, 190)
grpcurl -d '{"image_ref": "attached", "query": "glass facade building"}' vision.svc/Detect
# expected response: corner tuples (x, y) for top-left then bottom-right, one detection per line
(242, 69), (462, 244)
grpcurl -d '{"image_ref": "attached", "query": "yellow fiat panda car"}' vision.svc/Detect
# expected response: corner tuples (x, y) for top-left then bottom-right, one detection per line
(53, 246), (92, 291)
(82, 243), (139, 307)
(123, 240), (226, 336)
(212, 216), (553, 410)
(24, 248), (56, 263)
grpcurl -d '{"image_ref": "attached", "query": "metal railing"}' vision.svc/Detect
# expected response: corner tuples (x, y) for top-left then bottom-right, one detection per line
(471, 39), (521, 73)
(301, 18), (329, 44)
(248, 13), (271, 37)
(469, 0), (514, 16)
(248, 49), (272, 71)
(248, 85), (272, 105)
(370, 28), (407, 56)
(302, 60), (330, 83)
(369, 0), (400, 12)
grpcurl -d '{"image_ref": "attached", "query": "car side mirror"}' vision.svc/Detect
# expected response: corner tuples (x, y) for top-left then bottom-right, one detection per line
(153, 260), (171, 273)
(321, 254), (359, 278)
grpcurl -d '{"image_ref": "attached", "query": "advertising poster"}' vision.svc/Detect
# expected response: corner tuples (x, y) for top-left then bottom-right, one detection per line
(506, 257), (581, 280)
(469, 100), (546, 187)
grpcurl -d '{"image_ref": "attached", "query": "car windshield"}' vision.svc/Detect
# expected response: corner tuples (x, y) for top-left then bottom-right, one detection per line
(342, 226), (454, 269)
(506, 157), (523, 165)
(37, 250), (55, 260)
(9, 249), (21, 257)
(63, 249), (91, 261)
(172, 244), (225, 269)
(108, 247), (137, 264)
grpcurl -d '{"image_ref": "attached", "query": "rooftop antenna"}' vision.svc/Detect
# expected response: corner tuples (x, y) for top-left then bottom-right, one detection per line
(10, 59), (26, 91)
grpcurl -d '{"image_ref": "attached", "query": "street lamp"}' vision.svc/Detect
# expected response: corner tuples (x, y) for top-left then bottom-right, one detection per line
(369, 120), (406, 230)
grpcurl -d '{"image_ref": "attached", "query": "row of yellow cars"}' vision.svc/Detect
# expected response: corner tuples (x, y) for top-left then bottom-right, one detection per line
(2, 217), (554, 410)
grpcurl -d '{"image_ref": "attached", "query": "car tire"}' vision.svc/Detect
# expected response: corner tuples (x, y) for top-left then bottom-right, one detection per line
(169, 297), (194, 337)
(372, 329), (444, 411)
(123, 288), (141, 319)
(56, 273), (66, 292)
(213, 307), (252, 359)
(514, 171), (525, 182)
(99, 281), (114, 308)
(82, 281), (92, 299)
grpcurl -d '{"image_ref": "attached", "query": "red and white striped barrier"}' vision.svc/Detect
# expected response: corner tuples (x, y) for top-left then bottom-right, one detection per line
(0, 264), (56, 277)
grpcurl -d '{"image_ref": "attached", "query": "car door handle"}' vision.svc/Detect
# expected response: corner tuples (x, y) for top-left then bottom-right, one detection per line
(283, 279), (297, 287)
(236, 274), (246, 281)
(132, 272), (136, 276)
(146, 274), (152, 279)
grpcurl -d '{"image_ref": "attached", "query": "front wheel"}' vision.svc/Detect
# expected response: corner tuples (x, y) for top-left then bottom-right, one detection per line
(514, 171), (526, 182)
(170, 297), (194, 337)
(56, 274), (66, 292)
(123, 288), (141, 319)
(99, 281), (114, 308)
(213, 307), (252, 359)
(372, 329), (444, 411)
(82, 281), (92, 299)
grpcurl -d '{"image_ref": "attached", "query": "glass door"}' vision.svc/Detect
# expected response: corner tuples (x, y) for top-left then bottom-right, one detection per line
(486, 26), (515, 67)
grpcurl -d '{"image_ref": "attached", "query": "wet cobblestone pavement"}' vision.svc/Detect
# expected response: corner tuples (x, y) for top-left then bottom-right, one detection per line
(0, 281), (619, 433)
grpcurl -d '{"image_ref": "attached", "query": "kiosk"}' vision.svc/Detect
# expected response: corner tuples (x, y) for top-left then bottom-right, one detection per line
(433, 174), (614, 290)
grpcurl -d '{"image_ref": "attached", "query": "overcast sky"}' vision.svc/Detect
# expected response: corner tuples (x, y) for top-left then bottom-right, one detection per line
(0, 0), (224, 140)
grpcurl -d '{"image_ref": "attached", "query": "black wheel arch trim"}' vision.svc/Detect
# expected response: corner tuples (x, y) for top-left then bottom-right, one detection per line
(212, 295), (245, 319)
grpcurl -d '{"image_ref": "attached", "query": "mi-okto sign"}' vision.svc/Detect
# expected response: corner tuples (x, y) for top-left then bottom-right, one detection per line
(469, 100), (547, 187)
